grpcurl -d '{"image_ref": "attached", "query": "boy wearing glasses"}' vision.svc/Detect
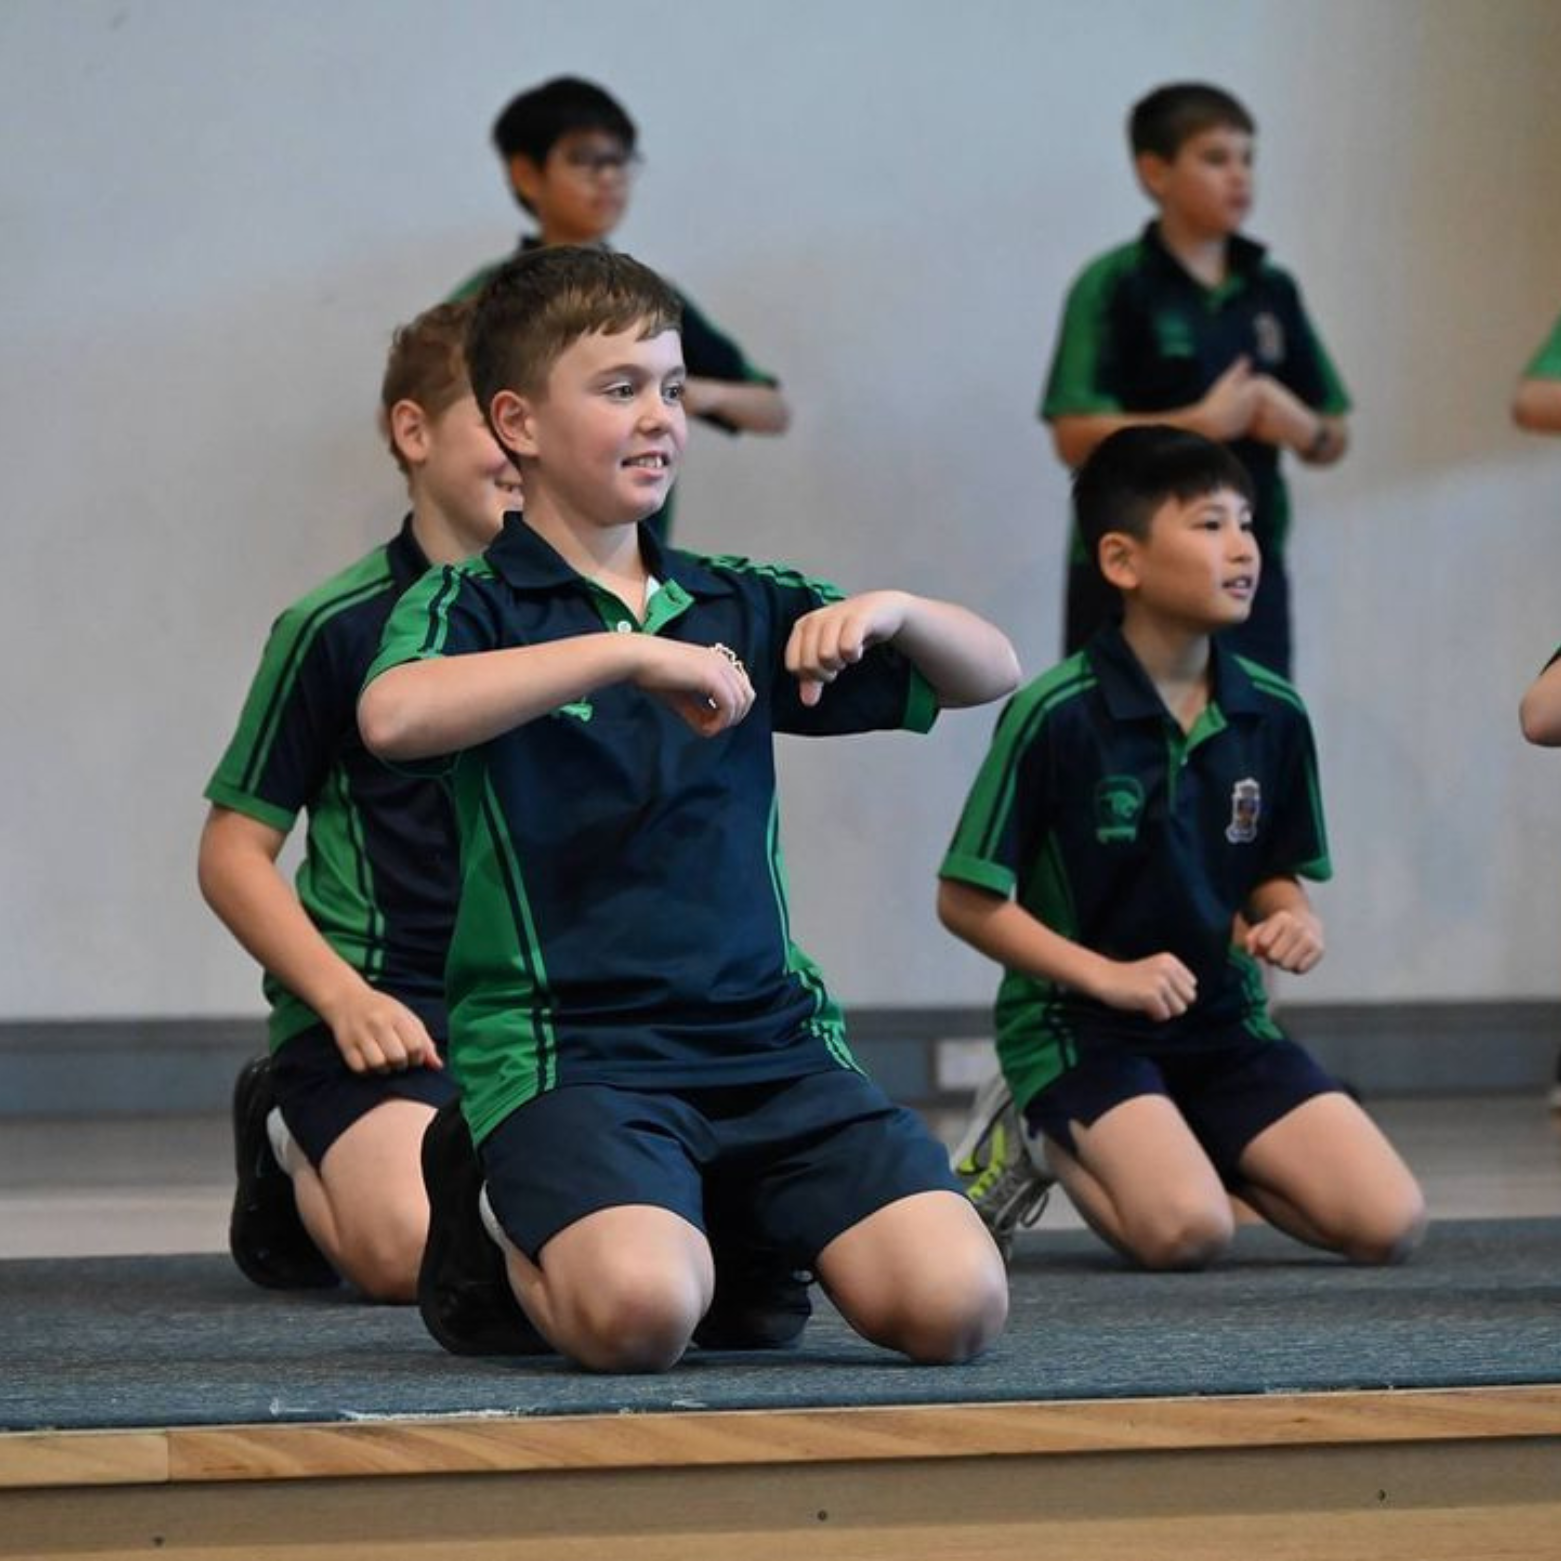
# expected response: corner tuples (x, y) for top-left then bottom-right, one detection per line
(452, 76), (789, 540)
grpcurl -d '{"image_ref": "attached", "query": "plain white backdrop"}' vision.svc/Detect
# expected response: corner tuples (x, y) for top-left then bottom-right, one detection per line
(3, 0), (1561, 1019)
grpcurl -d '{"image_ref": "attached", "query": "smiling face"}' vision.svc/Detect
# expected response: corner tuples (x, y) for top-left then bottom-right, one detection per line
(1137, 125), (1254, 241)
(490, 322), (687, 541)
(1101, 485), (1259, 635)
(393, 391), (518, 564)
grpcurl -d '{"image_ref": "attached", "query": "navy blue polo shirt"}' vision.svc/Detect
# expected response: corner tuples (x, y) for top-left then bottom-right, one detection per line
(939, 625), (1330, 1111)
(365, 516), (937, 1145)
(205, 518), (457, 1049)
(1043, 222), (1350, 561)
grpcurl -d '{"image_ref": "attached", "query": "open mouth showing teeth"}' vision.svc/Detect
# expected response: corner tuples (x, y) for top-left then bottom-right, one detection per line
(624, 454), (668, 469)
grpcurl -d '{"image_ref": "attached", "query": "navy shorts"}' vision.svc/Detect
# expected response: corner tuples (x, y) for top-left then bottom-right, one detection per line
(480, 1069), (962, 1265)
(1022, 1031), (1338, 1185)
(271, 1021), (457, 1170)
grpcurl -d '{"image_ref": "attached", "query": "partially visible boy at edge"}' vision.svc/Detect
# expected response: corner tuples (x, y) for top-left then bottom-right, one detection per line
(359, 246), (1015, 1372)
(938, 426), (1424, 1272)
(1041, 82), (1350, 679)
(199, 301), (515, 1300)
(451, 75), (789, 544)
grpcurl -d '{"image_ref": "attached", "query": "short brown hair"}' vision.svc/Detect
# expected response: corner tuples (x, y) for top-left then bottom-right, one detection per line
(466, 246), (682, 447)
(378, 299), (475, 474)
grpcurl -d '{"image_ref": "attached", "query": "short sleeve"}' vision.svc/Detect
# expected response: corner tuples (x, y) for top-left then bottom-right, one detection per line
(1274, 270), (1352, 415)
(1524, 315), (1561, 381)
(204, 605), (354, 833)
(938, 695), (1046, 898)
(1260, 707), (1332, 885)
(1040, 257), (1130, 421)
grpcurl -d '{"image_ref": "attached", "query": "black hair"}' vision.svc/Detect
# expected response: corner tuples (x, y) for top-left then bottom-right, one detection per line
(491, 75), (637, 170)
(1073, 426), (1253, 583)
(1129, 82), (1255, 160)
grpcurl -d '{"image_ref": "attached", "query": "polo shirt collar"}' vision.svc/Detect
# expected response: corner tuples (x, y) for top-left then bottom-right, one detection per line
(484, 512), (735, 599)
(1141, 221), (1267, 288)
(1086, 623), (1265, 723)
(387, 513), (434, 591)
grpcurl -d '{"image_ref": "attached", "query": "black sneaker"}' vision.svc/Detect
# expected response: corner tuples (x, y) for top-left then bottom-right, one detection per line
(416, 1099), (550, 1357)
(229, 1055), (338, 1290)
(693, 1191), (812, 1351)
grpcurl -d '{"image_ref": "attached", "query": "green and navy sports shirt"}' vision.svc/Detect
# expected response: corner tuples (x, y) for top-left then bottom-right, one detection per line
(1525, 314), (1561, 380)
(1042, 223), (1351, 560)
(205, 518), (457, 1050)
(939, 625), (1331, 1110)
(365, 516), (937, 1146)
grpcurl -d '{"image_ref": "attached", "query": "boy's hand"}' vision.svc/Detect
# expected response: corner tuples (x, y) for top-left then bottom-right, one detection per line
(322, 987), (443, 1075)
(1244, 907), (1324, 973)
(630, 637), (755, 736)
(785, 591), (909, 707)
(1092, 953), (1197, 1021)
(1196, 357), (1259, 442)
(1249, 376), (1320, 452)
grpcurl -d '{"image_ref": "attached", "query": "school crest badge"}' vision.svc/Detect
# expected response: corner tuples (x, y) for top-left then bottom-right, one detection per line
(1095, 776), (1145, 843)
(1225, 777), (1261, 843)
(1253, 311), (1286, 365)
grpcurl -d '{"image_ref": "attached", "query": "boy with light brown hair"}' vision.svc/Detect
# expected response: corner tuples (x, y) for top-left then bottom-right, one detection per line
(201, 299), (516, 1300)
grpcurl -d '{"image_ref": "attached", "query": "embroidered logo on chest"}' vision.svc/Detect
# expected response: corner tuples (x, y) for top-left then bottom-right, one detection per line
(1252, 311), (1286, 366)
(1225, 777), (1261, 843)
(552, 700), (594, 723)
(1095, 776), (1146, 843)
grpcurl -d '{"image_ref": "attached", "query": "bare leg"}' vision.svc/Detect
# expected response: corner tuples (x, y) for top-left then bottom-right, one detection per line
(814, 1191), (1007, 1362)
(1046, 1095), (1235, 1269)
(291, 1099), (437, 1301)
(494, 1205), (714, 1373)
(1235, 1092), (1427, 1264)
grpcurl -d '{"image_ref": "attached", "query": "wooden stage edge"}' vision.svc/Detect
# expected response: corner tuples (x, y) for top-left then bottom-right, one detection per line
(5, 1387), (1561, 1560)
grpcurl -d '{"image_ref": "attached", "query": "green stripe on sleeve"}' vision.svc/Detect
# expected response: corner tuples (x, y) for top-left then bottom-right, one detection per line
(1525, 315), (1561, 380)
(1040, 244), (1141, 420)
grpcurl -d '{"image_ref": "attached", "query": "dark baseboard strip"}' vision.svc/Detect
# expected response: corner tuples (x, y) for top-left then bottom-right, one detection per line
(2, 1003), (1556, 1117)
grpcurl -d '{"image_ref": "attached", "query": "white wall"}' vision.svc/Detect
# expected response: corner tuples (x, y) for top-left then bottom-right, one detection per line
(3, 0), (1560, 1019)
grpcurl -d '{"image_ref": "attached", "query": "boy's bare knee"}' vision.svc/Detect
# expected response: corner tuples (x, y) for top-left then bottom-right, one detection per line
(851, 1246), (1009, 1364)
(1128, 1203), (1233, 1271)
(1340, 1195), (1428, 1267)
(558, 1273), (703, 1373)
(336, 1213), (425, 1302)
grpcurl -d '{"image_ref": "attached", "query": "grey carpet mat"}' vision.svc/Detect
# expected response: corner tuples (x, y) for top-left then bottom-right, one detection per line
(4, 1219), (1559, 1432)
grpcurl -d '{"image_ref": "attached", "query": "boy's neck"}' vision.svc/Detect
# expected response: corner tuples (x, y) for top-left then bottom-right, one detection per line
(1120, 610), (1214, 733)
(525, 497), (652, 614)
(409, 504), (497, 570)
(1155, 214), (1230, 289)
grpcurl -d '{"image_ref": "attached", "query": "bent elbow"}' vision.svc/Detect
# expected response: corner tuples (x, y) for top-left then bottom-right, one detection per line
(357, 687), (407, 761)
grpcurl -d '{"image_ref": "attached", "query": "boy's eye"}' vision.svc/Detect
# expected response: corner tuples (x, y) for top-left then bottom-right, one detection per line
(664, 382), (686, 404)
(604, 382), (635, 400)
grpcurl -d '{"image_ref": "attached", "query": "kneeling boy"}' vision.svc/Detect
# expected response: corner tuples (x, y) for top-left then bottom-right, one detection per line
(359, 246), (1015, 1370)
(200, 301), (514, 1299)
(938, 426), (1424, 1271)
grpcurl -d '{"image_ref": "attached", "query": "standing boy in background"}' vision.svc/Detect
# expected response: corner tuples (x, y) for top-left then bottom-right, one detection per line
(1041, 82), (1350, 679)
(939, 427), (1423, 1271)
(199, 301), (514, 1300)
(360, 245), (1015, 1371)
(452, 75), (789, 542)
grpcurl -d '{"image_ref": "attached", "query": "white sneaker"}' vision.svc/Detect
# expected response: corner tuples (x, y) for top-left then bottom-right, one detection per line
(950, 1071), (1053, 1263)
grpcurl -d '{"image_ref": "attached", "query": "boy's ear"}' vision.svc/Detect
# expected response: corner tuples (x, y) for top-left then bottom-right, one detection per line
(388, 400), (430, 468)
(489, 389), (538, 459)
(507, 153), (545, 207)
(1097, 531), (1142, 593)
(1133, 150), (1170, 202)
